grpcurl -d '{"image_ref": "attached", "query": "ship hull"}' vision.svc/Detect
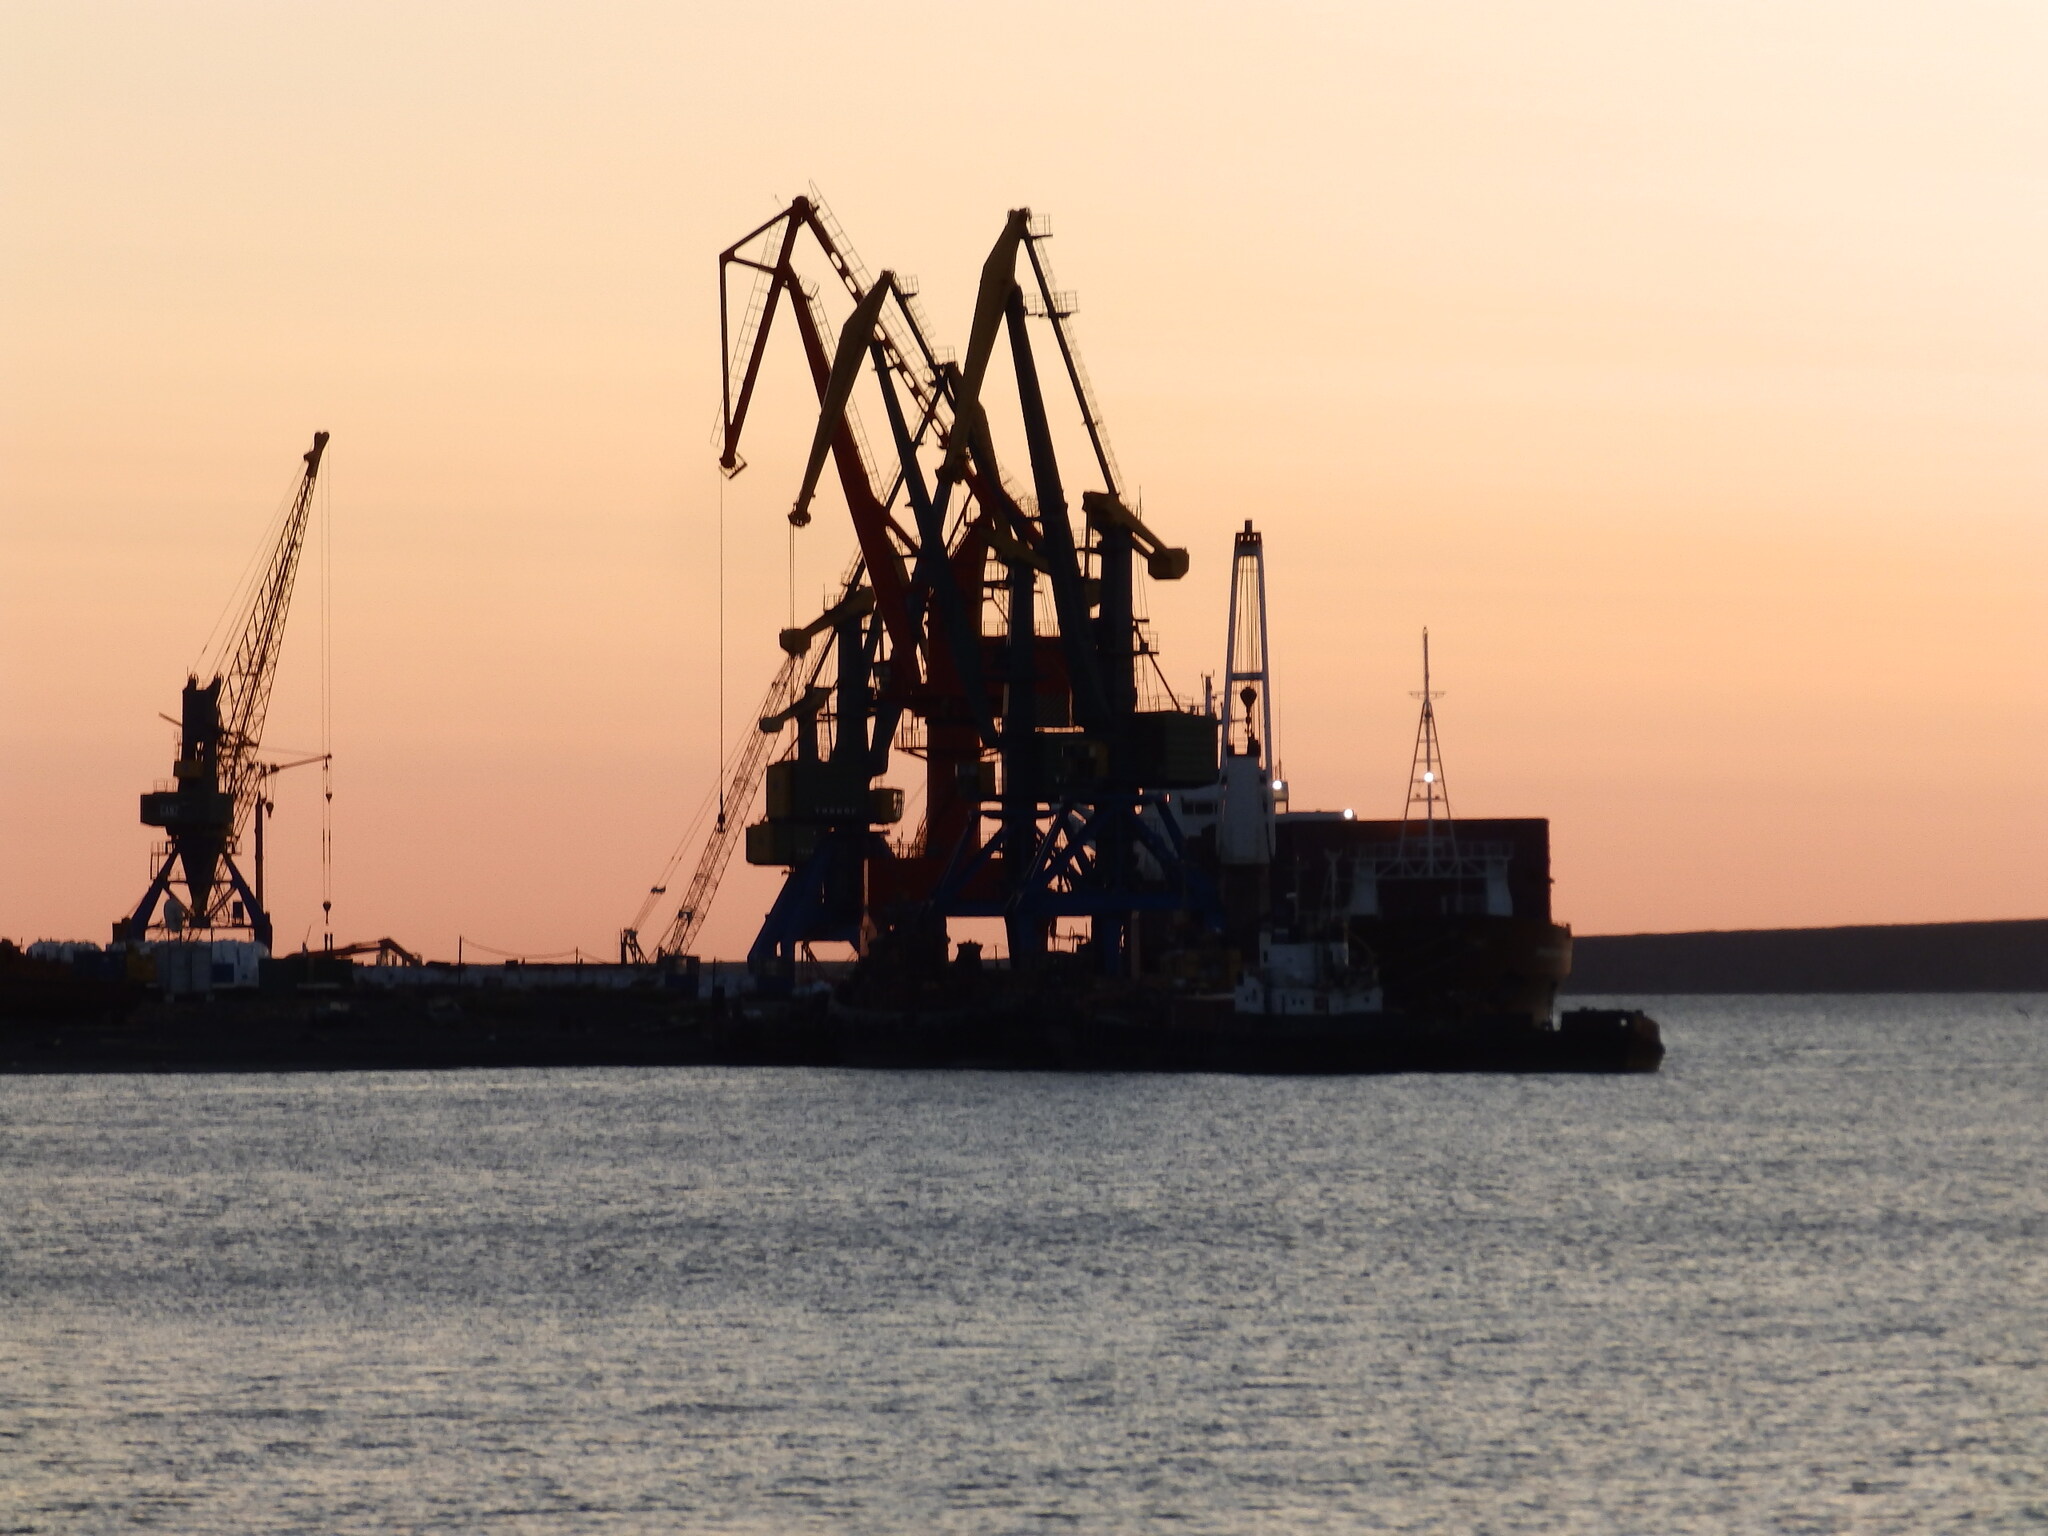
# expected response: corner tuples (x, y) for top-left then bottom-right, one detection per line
(1351, 914), (1574, 1024)
(831, 999), (1659, 1074)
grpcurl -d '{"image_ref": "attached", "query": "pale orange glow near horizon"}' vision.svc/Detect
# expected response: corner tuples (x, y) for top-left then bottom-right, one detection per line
(4, 2), (2043, 960)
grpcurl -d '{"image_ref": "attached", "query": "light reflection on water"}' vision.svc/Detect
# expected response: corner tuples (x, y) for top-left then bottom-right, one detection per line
(3, 995), (2044, 1532)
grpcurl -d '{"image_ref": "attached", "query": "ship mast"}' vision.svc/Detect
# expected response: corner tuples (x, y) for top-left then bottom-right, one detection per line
(1221, 520), (1274, 769)
(1215, 521), (1277, 928)
(1400, 628), (1456, 870)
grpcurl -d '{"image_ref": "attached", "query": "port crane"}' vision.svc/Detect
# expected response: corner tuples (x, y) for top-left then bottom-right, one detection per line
(735, 202), (1222, 979)
(636, 196), (1222, 983)
(626, 193), (961, 966)
(898, 209), (1213, 972)
(116, 432), (329, 953)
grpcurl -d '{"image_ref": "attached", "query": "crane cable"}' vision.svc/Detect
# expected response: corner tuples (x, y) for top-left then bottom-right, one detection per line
(319, 455), (334, 951)
(717, 466), (726, 831)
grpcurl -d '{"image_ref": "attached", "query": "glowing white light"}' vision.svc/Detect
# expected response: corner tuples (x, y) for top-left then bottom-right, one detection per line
(1342, 808), (1355, 820)
(1422, 771), (1435, 783)
(1272, 780), (1286, 793)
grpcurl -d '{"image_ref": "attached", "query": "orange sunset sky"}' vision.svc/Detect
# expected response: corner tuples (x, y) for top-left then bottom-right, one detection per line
(4, 2), (2043, 961)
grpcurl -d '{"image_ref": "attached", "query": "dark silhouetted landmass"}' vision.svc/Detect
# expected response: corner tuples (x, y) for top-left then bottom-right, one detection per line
(1564, 919), (2048, 994)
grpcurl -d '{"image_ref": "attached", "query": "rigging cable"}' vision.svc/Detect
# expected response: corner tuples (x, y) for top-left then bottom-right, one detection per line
(458, 937), (583, 962)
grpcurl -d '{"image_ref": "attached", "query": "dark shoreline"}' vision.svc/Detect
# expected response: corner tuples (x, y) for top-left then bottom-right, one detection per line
(1564, 919), (2048, 995)
(0, 990), (1660, 1076)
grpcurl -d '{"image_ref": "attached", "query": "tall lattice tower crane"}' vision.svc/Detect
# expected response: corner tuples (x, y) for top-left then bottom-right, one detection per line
(116, 432), (330, 952)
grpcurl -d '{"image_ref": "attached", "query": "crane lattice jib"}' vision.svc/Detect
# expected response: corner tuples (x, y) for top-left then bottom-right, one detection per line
(218, 432), (327, 836)
(719, 196), (954, 500)
(1020, 230), (1121, 501)
(636, 551), (862, 960)
(654, 651), (802, 960)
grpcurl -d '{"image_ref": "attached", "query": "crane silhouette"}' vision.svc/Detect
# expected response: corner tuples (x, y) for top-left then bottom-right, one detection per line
(117, 432), (328, 952)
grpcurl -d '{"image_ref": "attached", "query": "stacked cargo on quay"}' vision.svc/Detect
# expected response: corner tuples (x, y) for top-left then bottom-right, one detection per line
(3, 195), (1658, 1075)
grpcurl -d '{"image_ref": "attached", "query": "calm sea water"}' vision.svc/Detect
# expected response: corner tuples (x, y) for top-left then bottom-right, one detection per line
(3, 996), (2044, 1533)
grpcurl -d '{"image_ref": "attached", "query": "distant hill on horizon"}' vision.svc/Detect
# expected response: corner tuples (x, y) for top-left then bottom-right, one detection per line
(1565, 919), (2048, 994)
